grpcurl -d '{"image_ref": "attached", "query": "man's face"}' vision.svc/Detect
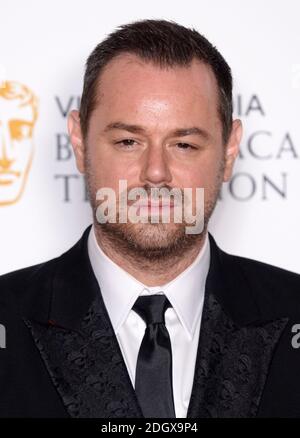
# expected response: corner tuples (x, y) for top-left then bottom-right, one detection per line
(69, 54), (241, 257)
(0, 92), (35, 206)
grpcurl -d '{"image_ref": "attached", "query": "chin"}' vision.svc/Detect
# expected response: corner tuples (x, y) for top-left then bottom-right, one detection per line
(120, 222), (194, 256)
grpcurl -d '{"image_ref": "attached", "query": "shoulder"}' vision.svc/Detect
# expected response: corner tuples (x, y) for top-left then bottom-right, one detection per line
(219, 245), (300, 318)
(0, 255), (60, 292)
(0, 257), (60, 322)
(224, 248), (300, 284)
(0, 226), (90, 322)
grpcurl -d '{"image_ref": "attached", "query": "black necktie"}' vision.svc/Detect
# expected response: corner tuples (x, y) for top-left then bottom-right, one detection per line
(132, 294), (176, 418)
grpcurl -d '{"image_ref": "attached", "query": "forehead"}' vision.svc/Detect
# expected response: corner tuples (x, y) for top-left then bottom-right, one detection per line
(0, 97), (34, 122)
(95, 53), (219, 114)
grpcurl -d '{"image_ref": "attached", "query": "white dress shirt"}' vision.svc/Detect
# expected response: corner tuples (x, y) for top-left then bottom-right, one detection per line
(87, 224), (211, 418)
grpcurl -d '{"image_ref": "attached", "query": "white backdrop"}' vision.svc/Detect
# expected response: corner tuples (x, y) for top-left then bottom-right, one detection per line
(0, 0), (299, 275)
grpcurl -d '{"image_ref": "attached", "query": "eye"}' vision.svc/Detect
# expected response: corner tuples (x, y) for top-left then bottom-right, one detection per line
(115, 139), (137, 148)
(176, 142), (197, 150)
(9, 120), (33, 141)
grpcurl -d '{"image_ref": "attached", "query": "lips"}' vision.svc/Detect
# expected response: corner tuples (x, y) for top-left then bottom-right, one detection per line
(132, 200), (175, 208)
(140, 203), (174, 207)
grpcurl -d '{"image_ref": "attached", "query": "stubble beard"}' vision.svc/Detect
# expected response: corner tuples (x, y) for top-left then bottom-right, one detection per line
(84, 155), (224, 264)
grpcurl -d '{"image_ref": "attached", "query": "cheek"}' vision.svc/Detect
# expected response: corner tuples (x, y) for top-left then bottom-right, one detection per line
(14, 140), (33, 168)
(89, 146), (141, 188)
(179, 149), (224, 190)
(87, 152), (134, 192)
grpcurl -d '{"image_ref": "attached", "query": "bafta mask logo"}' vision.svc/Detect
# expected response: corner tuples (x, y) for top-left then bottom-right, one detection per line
(0, 81), (38, 206)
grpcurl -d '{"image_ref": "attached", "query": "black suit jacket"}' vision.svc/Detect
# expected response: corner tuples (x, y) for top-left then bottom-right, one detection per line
(1, 224), (300, 418)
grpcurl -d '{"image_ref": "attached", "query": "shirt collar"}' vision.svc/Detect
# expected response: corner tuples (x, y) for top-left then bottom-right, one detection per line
(88, 224), (210, 340)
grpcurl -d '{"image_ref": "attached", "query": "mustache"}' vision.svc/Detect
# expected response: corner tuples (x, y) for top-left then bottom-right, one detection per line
(121, 185), (185, 203)
(0, 169), (21, 177)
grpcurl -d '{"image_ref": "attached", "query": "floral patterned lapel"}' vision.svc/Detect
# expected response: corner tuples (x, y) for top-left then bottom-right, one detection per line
(24, 290), (144, 418)
(186, 290), (288, 418)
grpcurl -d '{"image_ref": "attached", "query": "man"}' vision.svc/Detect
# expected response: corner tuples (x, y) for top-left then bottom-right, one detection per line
(0, 19), (300, 418)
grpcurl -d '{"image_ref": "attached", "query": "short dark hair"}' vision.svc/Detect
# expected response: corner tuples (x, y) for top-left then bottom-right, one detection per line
(79, 19), (233, 144)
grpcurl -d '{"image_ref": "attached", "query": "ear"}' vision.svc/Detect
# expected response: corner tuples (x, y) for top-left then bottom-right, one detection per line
(223, 119), (242, 182)
(67, 109), (85, 174)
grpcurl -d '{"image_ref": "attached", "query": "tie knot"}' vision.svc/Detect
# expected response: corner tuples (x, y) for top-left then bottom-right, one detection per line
(133, 294), (172, 325)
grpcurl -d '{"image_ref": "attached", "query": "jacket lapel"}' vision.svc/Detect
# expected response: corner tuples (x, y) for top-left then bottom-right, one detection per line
(186, 292), (288, 418)
(187, 234), (289, 418)
(23, 225), (143, 418)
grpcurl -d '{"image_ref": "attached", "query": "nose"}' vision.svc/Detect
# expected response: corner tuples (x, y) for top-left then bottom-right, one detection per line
(0, 124), (15, 171)
(0, 155), (14, 171)
(140, 143), (172, 187)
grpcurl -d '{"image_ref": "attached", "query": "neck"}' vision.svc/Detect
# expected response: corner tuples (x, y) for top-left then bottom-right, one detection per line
(93, 224), (207, 287)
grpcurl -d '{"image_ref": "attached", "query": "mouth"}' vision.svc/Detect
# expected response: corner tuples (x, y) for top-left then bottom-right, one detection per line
(138, 203), (175, 208)
(0, 179), (13, 185)
(0, 171), (20, 185)
(130, 200), (178, 217)
(132, 199), (176, 208)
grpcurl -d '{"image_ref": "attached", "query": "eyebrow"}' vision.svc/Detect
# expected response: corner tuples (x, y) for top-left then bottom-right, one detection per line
(0, 119), (34, 126)
(103, 122), (211, 141)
